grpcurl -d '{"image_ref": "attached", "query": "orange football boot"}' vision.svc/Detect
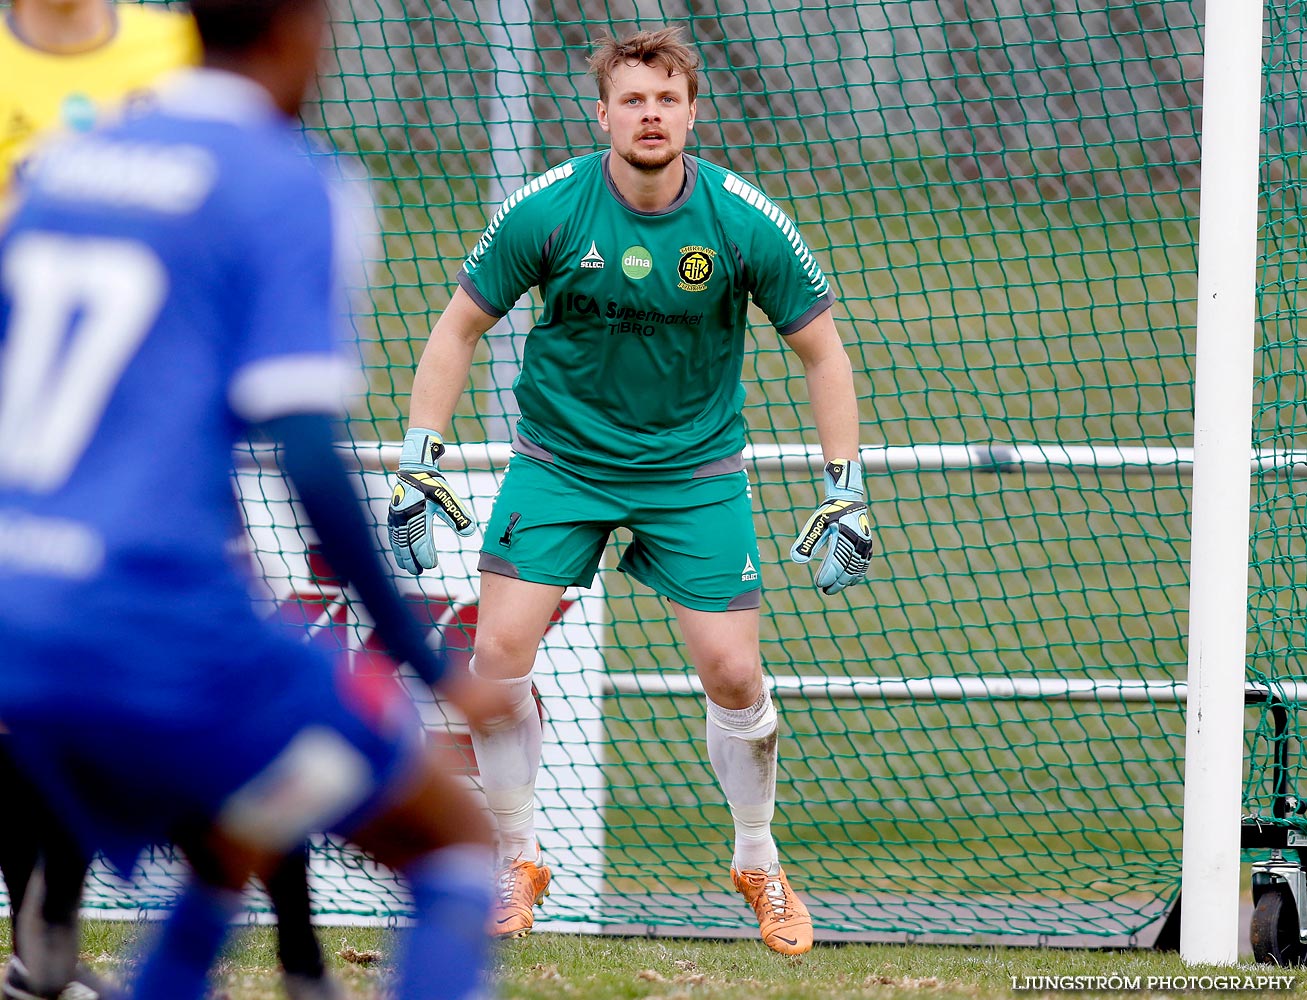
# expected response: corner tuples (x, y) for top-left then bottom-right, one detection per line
(730, 865), (814, 955)
(490, 855), (551, 939)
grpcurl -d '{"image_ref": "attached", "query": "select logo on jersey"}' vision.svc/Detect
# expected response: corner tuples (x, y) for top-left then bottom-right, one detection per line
(677, 245), (716, 292)
(741, 554), (758, 583)
(580, 241), (605, 270)
(621, 245), (653, 280)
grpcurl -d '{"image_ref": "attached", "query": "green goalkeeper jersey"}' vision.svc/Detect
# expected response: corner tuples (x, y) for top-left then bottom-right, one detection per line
(457, 149), (835, 480)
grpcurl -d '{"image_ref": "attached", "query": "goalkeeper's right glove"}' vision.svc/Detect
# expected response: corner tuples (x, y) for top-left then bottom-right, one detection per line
(387, 427), (476, 575)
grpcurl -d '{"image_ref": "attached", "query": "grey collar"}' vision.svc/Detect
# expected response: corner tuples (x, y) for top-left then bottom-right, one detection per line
(602, 150), (698, 216)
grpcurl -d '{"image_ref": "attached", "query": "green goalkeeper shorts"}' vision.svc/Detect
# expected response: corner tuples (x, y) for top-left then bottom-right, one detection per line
(478, 455), (763, 612)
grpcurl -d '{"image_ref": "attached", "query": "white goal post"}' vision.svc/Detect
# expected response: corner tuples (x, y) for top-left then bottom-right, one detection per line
(1179, 0), (1267, 967)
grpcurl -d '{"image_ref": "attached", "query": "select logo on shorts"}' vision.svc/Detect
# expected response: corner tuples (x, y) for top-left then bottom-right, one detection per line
(741, 554), (758, 582)
(677, 245), (716, 292)
(621, 245), (653, 280)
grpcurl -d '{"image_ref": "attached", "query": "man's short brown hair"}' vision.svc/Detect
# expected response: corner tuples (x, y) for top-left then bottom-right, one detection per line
(588, 27), (701, 104)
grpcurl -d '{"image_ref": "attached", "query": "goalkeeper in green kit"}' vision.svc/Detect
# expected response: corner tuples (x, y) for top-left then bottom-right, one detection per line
(388, 26), (871, 955)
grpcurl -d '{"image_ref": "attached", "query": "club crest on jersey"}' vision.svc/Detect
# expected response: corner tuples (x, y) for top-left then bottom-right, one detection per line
(677, 245), (716, 292)
(580, 241), (605, 270)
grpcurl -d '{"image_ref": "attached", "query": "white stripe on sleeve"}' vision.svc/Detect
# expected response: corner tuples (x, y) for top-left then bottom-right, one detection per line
(228, 353), (364, 423)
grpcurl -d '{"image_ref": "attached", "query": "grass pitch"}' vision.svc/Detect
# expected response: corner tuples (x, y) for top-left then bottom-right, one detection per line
(47, 922), (1307, 999)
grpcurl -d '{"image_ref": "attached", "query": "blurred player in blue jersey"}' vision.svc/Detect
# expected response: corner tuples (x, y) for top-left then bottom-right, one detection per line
(0, 5), (342, 1000)
(0, 0), (506, 998)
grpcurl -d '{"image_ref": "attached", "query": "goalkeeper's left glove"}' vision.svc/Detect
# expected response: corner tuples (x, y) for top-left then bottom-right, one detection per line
(790, 459), (873, 595)
(387, 427), (476, 576)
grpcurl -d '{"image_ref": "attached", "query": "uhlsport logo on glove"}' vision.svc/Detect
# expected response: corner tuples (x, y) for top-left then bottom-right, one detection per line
(795, 498), (862, 558)
(398, 472), (475, 534)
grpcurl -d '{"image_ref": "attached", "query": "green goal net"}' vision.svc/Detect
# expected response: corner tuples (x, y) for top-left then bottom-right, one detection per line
(1246, 3), (1307, 832)
(78, 0), (1231, 945)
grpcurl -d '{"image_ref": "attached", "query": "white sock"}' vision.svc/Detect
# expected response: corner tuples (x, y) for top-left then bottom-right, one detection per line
(706, 689), (780, 872)
(466, 661), (542, 863)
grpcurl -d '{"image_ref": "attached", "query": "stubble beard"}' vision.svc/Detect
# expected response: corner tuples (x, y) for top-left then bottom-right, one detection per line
(617, 142), (682, 172)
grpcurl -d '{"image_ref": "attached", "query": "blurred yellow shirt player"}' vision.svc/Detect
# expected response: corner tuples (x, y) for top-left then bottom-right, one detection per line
(0, 0), (198, 198)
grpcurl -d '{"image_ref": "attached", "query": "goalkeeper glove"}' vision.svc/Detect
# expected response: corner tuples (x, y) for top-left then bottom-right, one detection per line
(387, 427), (476, 575)
(790, 459), (873, 595)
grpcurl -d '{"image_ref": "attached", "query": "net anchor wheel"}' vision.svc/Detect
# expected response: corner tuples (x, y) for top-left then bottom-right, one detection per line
(1251, 855), (1307, 965)
(1244, 689), (1307, 964)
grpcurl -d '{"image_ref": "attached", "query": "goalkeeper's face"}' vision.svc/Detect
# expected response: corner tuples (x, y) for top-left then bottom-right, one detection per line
(598, 60), (696, 172)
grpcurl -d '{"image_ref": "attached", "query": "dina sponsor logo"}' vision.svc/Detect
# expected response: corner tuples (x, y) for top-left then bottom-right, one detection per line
(621, 245), (653, 280)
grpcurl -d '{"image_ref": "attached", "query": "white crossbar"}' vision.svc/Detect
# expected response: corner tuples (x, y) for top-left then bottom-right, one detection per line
(234, 441), (1307, 476)
(603, 674), (1307, 705)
